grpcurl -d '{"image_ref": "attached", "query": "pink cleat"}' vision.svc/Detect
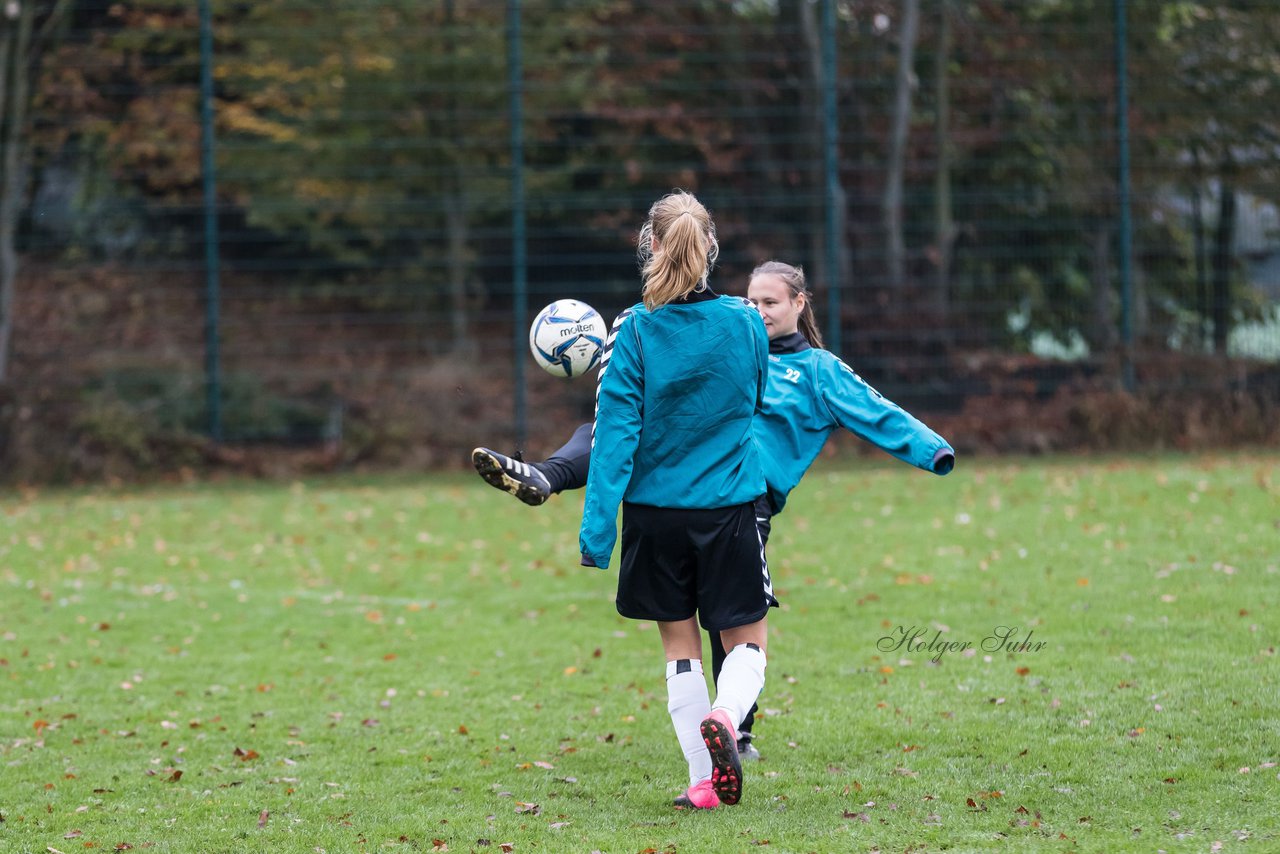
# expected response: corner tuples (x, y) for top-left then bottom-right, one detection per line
(673, 778), (720, 810)
(700, 708), (743, 805)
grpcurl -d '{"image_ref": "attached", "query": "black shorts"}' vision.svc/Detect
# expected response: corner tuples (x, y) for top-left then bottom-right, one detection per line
(616, 500), (777, 632)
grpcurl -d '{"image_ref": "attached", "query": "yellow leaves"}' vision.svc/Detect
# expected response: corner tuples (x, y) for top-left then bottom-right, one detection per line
(219, 102), (299, 142)
(351, 53), (396, 74)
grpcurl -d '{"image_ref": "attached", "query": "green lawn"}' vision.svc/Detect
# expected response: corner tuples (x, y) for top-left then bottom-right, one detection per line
(1, 454), (1277, 853)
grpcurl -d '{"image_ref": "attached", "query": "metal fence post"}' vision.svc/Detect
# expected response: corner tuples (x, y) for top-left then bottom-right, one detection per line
(1114, 0), (1135, 391)
(508, 0), (528, 447)
(821, 0), (841, 356)
(199, 0), (222, 441)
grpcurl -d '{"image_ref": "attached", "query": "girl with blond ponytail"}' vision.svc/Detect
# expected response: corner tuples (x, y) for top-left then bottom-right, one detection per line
(578, 190), (773, 811)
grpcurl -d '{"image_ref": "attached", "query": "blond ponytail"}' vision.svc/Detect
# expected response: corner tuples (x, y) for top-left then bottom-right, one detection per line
(637, 191), (719, 310)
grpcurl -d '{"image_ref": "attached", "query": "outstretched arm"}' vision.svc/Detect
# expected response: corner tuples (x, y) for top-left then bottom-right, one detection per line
(818, 354), (954, 475)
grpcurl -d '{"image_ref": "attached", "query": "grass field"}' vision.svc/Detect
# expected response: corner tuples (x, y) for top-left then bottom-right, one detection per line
(1, 453), (1277, 854)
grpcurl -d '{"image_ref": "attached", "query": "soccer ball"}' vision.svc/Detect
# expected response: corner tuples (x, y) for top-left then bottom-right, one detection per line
(529, 299), (608, 378)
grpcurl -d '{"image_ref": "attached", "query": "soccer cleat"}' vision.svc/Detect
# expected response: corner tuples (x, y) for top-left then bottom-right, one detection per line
(471, 448), (551, 506)
(737, 735), (761, 762)
(672, 779), (720, 810)
(700, 708), (744, 805)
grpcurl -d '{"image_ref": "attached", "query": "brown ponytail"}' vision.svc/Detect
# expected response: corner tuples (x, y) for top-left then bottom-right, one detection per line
(637, 191), (719, 311)
(750, 260), (825, 349)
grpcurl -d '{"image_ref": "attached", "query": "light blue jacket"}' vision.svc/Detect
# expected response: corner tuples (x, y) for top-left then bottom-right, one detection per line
(579, 292), (769, 568)
(756, 333), (954, 513)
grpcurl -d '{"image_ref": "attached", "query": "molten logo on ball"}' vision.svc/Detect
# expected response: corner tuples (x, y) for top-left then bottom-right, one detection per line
(529, 300), (608, 378)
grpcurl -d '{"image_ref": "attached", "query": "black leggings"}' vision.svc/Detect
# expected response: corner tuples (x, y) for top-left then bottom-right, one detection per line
(539, 423), (771, 736)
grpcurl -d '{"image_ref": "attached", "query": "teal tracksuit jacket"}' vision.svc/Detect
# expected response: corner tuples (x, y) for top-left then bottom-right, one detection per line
(578, 290), (769, 568)
(755, 332), (954, 514)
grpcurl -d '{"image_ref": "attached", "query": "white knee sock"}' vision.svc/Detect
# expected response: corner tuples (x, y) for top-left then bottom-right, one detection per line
(666, 658), (712, 785)
(712, 643), (767, 730)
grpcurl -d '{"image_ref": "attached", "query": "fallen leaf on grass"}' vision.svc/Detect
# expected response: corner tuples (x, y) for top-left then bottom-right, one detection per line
(514, 803), (540, 816)
(258, 810), (269, 829)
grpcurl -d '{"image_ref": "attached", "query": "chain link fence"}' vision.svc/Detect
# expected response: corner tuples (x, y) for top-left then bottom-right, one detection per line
(6, 0), (1279, 480)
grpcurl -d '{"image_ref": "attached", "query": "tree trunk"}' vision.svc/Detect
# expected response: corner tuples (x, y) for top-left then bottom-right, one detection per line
(1211, 179), (1236, 355)
(1190, 148), (1209, 350)
(780, 0), (851, 320)
(445, 185), (474, 355)
(932, 0), (954, 315)
(791, 0), (827, 283)
(0, 0), (69, 384)
(0, 2), (36, 384)
(442, 0), (475, 356)
(1086, 224), (1116, 353)
(725, 7), (795, 255)
(883, 0), (920, 291)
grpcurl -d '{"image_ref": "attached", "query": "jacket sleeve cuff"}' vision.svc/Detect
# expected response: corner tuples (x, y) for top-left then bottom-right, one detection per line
(580, 553), (598, 568)
(932, 447), (955, 475)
